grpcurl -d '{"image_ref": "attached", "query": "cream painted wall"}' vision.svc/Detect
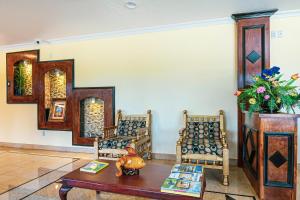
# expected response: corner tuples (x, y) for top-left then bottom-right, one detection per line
(270, 16), (300, 161)
(0, 15), (299, 160)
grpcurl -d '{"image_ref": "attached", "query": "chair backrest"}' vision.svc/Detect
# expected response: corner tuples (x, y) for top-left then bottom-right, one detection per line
(116, 110), (151, 137)
(183, 110), (225, 139)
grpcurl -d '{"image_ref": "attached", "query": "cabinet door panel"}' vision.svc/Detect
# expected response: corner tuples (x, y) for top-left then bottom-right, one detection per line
(38, 60), (74, 131)
(72, 88), (115, 146)
(6, 50), (39, 103)
(237, 17), (270, 89)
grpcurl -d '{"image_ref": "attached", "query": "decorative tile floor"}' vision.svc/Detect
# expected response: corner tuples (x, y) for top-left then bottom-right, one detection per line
(0, 146), (295, 200)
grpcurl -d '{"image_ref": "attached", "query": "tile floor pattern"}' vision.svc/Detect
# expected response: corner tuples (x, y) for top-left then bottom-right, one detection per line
(0, 146), (296, 200)
(0, 152), (77, 194)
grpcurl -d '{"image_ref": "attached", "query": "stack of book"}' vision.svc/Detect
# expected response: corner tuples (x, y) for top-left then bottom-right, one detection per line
(161, 164), (204, 197)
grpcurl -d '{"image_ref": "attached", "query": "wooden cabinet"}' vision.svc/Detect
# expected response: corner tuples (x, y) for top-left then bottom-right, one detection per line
(242, 112), (299, 200)
(233, 12), (298, 198)
(6, 50), (39, 103)
(38, 60), (74, 131)
(72, 88), (115, 146)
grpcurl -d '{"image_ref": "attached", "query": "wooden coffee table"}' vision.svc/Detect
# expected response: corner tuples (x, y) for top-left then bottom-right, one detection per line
(59, 160), (206, 200)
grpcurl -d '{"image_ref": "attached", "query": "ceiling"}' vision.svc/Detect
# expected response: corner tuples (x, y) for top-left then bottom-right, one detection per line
(0, 0), (300, 46)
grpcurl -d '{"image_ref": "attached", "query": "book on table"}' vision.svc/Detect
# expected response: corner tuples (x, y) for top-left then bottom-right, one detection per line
(161, 164), (203, 197)
(171, 164), (203, 174)
(80, 160), (109, 173)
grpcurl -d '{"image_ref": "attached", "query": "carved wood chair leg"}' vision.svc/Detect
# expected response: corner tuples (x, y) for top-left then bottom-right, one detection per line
(148, 142), (152, 160)
(223, 148), (229, 186)
(176, 145), (182, 164)
(147, 151), (152, 160)
(223, 175), (229, 186)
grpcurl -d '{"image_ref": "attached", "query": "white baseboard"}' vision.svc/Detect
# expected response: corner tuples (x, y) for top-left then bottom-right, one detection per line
(0, 142), (239, 165)
(0, 142), (94, 153)
(152, 153), (176, 160)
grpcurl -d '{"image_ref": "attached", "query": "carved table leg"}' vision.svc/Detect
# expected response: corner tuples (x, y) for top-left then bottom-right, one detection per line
(59, 185), (73, 200)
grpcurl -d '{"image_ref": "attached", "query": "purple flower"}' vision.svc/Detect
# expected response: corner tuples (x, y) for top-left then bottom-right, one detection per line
(256, 86), (266, 94)
(264, 95), (270, 100)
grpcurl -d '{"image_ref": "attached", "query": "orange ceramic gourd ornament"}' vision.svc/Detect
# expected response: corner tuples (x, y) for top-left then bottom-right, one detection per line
(115, 144), (146, 177)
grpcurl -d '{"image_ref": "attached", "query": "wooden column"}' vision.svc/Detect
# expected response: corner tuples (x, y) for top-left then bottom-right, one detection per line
(231, 9), (277, 167)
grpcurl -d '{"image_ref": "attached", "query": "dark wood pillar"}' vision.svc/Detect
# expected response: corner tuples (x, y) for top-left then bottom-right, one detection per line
(231, 9), (277, 167)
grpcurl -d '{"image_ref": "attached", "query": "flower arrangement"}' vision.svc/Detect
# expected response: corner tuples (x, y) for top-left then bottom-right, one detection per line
(235, 66), (300, 115)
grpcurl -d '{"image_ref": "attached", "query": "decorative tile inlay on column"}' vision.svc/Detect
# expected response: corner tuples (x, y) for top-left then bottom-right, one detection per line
(246, 50), (261, 64)
(269, 151), (287, 168)
(80, 97), (104, 138)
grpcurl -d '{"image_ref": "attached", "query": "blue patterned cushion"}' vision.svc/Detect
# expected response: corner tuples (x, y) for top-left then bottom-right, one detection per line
(181, 137), (223, 157)
(186, 121), (220, 139)
(117, 120), (146, 136)
(181, 121), (223, 157)
(98, 137), (134, 150)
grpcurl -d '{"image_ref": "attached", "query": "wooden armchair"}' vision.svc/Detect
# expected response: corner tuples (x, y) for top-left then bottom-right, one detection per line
(94, 110), (152, 160)
(176, 110), (229, 185)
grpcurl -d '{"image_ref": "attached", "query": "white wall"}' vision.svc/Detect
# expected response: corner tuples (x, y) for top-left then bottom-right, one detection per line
(0, 15), (299, 160)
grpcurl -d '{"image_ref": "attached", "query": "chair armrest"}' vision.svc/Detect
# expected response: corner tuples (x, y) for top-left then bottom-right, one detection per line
(177, 128), (186, 145)
(103, 126), (117, 139)
(220, 130), (228, 149)
(179, 128), (186, 136)
(136, 127), (148, 140)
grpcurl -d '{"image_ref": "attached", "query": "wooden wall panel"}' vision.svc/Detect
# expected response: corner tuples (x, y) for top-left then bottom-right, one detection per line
(264, 133), (293, 188)
(243, 127), (258, 179)
(237, 18), (269, 88)
(242, 114), (260, 195)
